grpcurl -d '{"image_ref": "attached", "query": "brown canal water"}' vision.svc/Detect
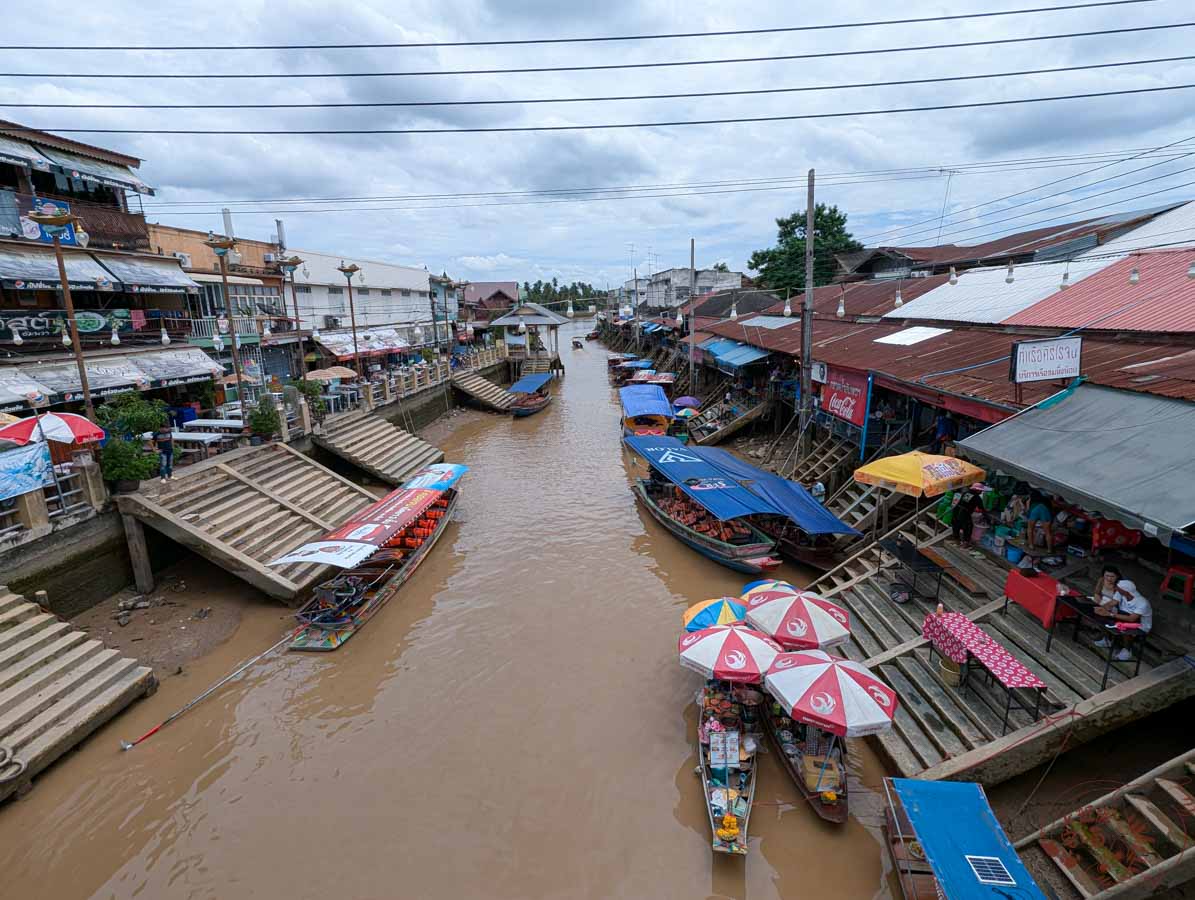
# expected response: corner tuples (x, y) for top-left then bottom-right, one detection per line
(0, 327), (895, 899)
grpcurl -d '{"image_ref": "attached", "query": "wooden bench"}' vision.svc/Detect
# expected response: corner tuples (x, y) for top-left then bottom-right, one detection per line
(919, 546), (985, 597)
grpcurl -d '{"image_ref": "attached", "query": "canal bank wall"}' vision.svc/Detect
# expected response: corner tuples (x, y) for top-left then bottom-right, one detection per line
(0, 362), (512, 616)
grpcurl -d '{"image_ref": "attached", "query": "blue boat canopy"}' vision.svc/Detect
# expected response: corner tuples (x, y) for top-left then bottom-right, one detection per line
(619, 385), (674, 420)
(619, 359), (655, 370)
(694, 447), (860, 536)
(625, 435), (777, 521)
(890, 779), (1047, 899)
(641, 322), (661, 333)
(508, 372), (553, 394)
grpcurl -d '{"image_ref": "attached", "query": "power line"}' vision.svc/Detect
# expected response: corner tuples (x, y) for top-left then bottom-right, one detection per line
(3, 23), (1189, 79)
(0, 1), (1158, 50)
(7, 55), (1189, 110)
(14, 83), (1195, 135)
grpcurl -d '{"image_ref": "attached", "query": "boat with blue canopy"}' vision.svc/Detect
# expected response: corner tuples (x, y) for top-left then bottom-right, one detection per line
(619, 384), (674, 437)
(508, 372), (553, 417)
(624, 436), (860, 573)
(611, 358), (655, 384)
(883, 777), (1046, 900)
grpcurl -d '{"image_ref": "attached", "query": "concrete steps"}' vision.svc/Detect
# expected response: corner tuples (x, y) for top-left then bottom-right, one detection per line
(451, 371), (515, 412)
(0, 588), (155, 804)
(313, 409), (444, 486)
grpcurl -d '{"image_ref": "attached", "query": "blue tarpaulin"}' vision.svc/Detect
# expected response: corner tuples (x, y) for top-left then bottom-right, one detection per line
(642, 323), (661, 333)
(694, 447), (859, 536)
(618, 359), (655, 370)
(619, 385), (674, 420)
(508, 372), (553, 394)
(890, 779), (1046, 899)
(0, 442), (53, 502)
(699, 337), (740, 356)
(717, 344), (770, 367)
(624, 435), (776, 521)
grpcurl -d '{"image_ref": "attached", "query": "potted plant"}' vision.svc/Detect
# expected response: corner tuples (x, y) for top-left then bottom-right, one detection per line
(290, 378), (326, 417)
(248, 395), (281, 445)
(101, 435), (159, 492)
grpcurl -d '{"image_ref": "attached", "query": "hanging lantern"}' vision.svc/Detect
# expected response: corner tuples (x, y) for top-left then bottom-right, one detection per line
(894, 286), (903, 307)
(160, 327), (171, 346)
(1059, 269), (1070, 290)
(566, 302), (575, 318)
(948, 266), (958, 286)
(465, 323), (475, 339)
(213, 334), (225, 352)
(783, 299), (792, 317)
(1005, 261), (1015, 284)
(413, 325), (424, 341)
(11, 327), (22, 346)
(1128, 266), (1140, 285)
(263, 321), (272, 337)
(110, 326), (120, 346)
(518, 316), (527, 334)
(1187, 260), (1195, 280)
(311, 327), (320, 341)
(61, 329), (72, 348)
(836, 295), (845, 318)
(729, 303), (738, 321)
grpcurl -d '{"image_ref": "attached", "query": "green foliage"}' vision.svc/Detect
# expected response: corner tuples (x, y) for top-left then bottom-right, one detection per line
(289, 378), (325, 415)
(521, 279), (599, 309)
(747, 204), (863, 293)
(248, 395), (281, 437)
(96, 391), (168, 437)
(100, 437), (158, 482)
(711, 261), (730, 272)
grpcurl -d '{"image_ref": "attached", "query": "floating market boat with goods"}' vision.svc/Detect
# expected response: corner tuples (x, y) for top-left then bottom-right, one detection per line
(270, 464), (468, 651)
(619, 384), (675, 437)
(508, 372), (553, 418)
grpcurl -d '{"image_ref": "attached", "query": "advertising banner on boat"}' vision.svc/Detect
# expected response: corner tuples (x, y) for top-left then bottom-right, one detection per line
(269, 539), (380, 569)
(821, 366), (869, 427)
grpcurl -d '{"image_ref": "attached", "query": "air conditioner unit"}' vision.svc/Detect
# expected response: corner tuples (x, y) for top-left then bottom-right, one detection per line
(263, 252), (276, 263)
(171, 251), (192, 268)
(323, 315), (341, 329)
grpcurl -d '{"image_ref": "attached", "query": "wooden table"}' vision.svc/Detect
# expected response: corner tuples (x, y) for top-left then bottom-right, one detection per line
(182, 419), (245, 432)
(881, 536), (944, 601)
(1047, 594), (1149, 690)
(1001, 569), (1080, 629)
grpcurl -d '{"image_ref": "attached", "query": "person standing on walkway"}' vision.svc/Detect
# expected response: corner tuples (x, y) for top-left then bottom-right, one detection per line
(153, 423), (174, 483)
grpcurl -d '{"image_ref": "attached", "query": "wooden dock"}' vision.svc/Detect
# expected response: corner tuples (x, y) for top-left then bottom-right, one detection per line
(115, 443), (378, 602)
(312, 409), (444, 486)
(0, 587), (155, 803)
(809, 512), (1195, 785)
(451, 371), (515, 412)
(689, 400), (770, 446)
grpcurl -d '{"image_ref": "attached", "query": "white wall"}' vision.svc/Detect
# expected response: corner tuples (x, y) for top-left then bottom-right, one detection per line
(291, 248), (434, 331)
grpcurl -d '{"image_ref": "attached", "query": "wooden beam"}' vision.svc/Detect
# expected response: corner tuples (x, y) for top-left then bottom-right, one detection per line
(120, 513), (154, 594)
(271, 442), (377, 501)
(215, 463), (334, 530)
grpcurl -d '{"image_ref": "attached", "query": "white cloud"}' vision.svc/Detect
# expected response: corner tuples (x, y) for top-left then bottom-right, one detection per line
(456, 253), (526, 272)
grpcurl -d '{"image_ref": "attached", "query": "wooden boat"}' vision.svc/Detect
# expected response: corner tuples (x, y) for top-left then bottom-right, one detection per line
(754, 516), (843, 571)
(689, 400), (771, 446)
(290, 491), (459, 651)
(698, 682), (762, 855)
(571, 337), (584, 349)
(761, 702), (848, 823)
(510, 392), (551, 417)
(633, 479), (781, 574)
(585, 331), (598, 340)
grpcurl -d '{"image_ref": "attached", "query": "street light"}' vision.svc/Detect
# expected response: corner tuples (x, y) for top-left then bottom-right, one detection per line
(278, 255), (306, 382)
(337, 260), (363, 377)
(204, 232), (249, 404)
(27, 207), (95, 423)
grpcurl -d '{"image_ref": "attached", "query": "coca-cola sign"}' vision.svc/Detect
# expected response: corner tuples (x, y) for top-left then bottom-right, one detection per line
(822, 366), (869, 426)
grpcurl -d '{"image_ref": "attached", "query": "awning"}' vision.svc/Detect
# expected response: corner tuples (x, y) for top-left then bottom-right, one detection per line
(94, 255), (200, 294)
(695, 447), (860, 536)
(619, 384), (673, 419)
(718, 344), (770, 367)
(959, 383), (1195, 544)
(21, 355), (150, 401)
(618, 359), (655, 370)
(629, 372), (676, 384)
(124, 348), (222, 388)
(0, 244), (119, 291)
(0, 367), (55, 412)
(625, 435), (776, 521)
(33, 145), (154, 195)
(890, 779), (1046, 899)
(509, 372), (553, 394)
(0, 135), (51, 172)
(189, 272), (264, 286)
(314, 328), (411, 360)
(700, 337), (740, 355)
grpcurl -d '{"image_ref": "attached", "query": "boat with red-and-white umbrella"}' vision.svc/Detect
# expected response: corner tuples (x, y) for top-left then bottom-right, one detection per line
(743, 589), (851, 651)
(762, 650), (899, 824)
(0, 412), (104, 445)
(678, 624), (781, 856)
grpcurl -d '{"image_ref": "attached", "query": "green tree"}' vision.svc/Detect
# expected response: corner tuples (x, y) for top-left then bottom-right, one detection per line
(711, 261), (730, 272)
(748, 204), (862, 292)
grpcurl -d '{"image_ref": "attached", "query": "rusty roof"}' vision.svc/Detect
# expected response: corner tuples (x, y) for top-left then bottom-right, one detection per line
(1003, 249), (1195, 332)
(0, 118), (143, 168)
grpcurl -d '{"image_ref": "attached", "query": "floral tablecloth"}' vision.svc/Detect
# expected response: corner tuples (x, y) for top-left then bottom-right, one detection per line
(922, 612), (1046, 690)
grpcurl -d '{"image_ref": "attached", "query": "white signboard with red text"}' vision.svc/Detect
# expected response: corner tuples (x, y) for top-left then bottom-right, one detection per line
(1010, 337), (1082, 384)
(822, 366), (869, 427)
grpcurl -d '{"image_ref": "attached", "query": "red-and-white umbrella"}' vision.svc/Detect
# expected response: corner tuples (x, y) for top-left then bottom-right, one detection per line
(678, 624), (782, 684)
(764, 650), (898, 737)
(744, 590), (851, 650)
(0, 413), (104, 446)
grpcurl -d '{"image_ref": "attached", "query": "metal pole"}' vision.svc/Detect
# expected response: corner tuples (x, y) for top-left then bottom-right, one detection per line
(288, 267), (306, 382)
(633, 266), (640, 353)
(689, 237), (696, 389)
(219, 254), (248, 405)
(345, 275), (362, 377)
(798, 169), (816, 452)
(51, 234), (95, 423)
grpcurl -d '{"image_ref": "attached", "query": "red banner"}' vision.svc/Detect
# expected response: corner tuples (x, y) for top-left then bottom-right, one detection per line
(822, 366), (869, 426)
(324, 487), (440, 548)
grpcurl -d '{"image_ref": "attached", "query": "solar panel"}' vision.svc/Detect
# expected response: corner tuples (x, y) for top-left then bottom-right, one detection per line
(965, 855), (1016, 886)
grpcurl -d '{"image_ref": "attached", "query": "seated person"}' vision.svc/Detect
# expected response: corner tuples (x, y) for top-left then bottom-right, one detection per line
(1093, 565), (1123, 609)
(1027, 492), (1055, 550)
(1094, 579), (1152, 661)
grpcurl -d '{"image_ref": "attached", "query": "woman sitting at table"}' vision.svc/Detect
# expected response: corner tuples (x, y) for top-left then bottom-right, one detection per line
(1093, 565), (1123, 609)
(1094, 579), (1153, 661)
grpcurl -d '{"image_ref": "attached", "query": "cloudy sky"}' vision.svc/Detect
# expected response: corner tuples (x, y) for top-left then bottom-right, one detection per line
(4, 0), (1194, 286)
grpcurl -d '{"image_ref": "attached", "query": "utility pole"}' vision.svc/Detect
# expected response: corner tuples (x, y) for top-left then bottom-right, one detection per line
(337, 261), (362, 377)
(689, 237), (696, 388)
(798, 169), (816, 454)
(633, 266), (640, 353)
(279, 256), (306, 382)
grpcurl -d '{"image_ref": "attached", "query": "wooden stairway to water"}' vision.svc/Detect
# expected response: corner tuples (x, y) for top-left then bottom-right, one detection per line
(1016, 748), (1195, 899)
(451, 371), (515, 412)
(780, 429), (858, 491)
(313, 409), (444, 486)
(116, 443), (378, 602)
(689, 399), (770, 446)
(0, 587), (155, 803)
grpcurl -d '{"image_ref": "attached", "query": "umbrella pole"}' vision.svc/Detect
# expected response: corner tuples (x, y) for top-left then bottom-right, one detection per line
(31, 408), (67, 515)
(812, 733), (836, 792)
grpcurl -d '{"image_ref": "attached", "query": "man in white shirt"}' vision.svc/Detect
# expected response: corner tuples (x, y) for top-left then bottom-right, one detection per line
(1094, 579), (1152, 661)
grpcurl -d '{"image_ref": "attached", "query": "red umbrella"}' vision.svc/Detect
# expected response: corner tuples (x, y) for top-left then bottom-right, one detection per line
(764, 650), (898, 737)
(678, 624), (783, 684)
(0, 413), (105, 446)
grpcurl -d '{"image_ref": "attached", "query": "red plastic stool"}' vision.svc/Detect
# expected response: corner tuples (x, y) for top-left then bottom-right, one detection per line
(1160, 564), (1195, 606)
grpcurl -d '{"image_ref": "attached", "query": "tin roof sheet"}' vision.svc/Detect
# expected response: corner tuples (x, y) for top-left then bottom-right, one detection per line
(1077, 199), (1195, 257)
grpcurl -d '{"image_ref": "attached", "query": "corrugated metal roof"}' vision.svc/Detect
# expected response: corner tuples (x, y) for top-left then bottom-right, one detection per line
(1005, 249), (1195, 332)
(1078, 199), (1195, 257)
(881, 256), (1111, 324)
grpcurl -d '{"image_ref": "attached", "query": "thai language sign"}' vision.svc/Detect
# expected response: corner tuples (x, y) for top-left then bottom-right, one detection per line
(822, 366), (869, 426)
(0, 309), (132, 344)
(1009, 336), (1082, 383)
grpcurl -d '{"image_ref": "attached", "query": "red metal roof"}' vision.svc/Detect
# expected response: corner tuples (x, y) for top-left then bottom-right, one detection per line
(1003, 249), (1195, 332)
(759, 275), (950, 320)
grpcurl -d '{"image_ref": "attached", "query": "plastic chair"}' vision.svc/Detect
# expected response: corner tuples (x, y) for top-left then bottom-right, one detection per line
(1160, 564), (1195, 606)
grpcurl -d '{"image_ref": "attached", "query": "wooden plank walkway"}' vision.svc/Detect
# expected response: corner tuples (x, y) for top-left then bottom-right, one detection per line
(808, 511), (1193, 786)
(451, 371), (515, 412)
(312, 409), (444, 486)
(0, 587), (155, 804)
(115, 443), (377, 602)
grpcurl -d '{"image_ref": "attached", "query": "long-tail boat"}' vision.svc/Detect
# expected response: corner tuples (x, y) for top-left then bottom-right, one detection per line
(508, 372), (553, 418)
